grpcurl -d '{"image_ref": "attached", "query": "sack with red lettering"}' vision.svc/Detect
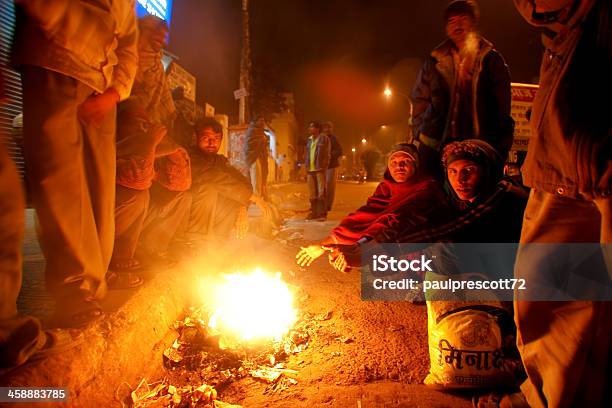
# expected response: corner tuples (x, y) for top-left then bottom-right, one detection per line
(424, 300), (523, 389)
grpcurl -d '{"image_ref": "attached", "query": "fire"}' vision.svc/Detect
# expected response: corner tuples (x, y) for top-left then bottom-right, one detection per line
(207, 269), (297, 342)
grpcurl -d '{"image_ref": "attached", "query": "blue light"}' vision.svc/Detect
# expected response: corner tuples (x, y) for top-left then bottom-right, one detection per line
(136, 0), (174, 25)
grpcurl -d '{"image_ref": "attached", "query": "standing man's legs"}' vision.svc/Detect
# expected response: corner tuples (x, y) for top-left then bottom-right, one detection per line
(0, 143), (44, 368)
(316, 170), (327, 218)
(21, 66), (115, 318)
(326, 167), (337, 211)
(514, 189), (612, 408)
(306, 171), (317, 218)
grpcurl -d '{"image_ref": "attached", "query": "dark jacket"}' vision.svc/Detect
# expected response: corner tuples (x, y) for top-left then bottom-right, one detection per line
(245, 121), (268, 167)
(411, 37), (514, 159)
(385, 179), (528, 243)
(190, 151), (253, 206)
(514, 0), (611, 199)
(304, 134), (331, 172)
(327, 133), (344, 169)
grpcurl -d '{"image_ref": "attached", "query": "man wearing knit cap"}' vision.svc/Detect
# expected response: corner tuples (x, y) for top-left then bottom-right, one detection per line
(411, 0), (513, 180)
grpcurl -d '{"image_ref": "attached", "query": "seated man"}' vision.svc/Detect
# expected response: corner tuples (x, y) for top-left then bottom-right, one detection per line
(296, 143), (451, 268)
(188, 118), (268, 239)
(110, 102), (165, 288)
(331, 140), (529, 271)
(137, 135), (192, 264)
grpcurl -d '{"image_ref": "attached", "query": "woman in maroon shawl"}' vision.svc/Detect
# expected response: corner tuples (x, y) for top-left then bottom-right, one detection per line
(296, 143), (449, 269)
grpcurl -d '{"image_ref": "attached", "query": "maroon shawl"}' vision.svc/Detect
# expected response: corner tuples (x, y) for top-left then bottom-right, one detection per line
(325, 173), (448, 245)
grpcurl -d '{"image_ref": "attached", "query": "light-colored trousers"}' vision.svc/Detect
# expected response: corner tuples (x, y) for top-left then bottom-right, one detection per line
(21, 66), (116, 302)
(515, 189), (612, 408)
(0, 142), (44, 368)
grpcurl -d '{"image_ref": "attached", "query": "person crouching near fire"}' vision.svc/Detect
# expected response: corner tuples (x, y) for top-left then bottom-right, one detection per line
(186, 118), (270, 240)
(296, 143), (450, 270)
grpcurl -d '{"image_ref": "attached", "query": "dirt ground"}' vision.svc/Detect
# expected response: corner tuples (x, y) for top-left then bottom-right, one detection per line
(151, 182), (472, 408)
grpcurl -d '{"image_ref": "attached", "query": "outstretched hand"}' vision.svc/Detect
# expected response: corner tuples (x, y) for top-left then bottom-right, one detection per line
(296, 245), (326, 267)
(328, 248), (350, 272)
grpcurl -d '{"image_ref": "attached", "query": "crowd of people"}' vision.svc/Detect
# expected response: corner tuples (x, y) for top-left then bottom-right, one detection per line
(0, 4), (272, 373)
(0, 0), (610, 407)
(298, 0), (610, 407)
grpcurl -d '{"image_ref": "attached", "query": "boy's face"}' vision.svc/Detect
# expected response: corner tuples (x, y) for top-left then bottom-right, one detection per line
(387, 152), (416, 183)
(196, 127), (222, 154)
(447, 159), (482, 202)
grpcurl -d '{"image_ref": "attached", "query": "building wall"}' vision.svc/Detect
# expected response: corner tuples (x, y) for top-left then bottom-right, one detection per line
(269, 93), (298, 182)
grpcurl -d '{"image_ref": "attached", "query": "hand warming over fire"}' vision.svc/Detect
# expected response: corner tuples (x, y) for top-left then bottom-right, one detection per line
(250, 194), (272, 219)
(328, 248), (350, 273)
(296, 245), (326, 267)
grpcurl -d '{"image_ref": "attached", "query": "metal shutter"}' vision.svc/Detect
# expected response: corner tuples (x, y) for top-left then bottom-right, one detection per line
(0, 0), (24, 178)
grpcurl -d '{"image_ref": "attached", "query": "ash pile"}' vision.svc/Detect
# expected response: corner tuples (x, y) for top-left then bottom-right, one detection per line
(131, 306), (314, 407)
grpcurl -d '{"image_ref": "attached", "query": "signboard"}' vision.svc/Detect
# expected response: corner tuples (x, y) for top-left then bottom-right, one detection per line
(233, 88), (249, 100)
(510, 82), (539, 152)
(228, 124), (250, 177)
(136, 0), (174, 24)
(204, 103), (215, 118)
(166, 61), (196, 102)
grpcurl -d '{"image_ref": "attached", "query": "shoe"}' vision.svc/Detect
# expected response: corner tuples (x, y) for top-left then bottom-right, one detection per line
(48, 296), (104, 329)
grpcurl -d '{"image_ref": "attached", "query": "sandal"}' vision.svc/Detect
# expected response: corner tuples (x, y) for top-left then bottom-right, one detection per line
(472, 391), (529, 408)
(106, 270), (144, 290)
(49, 297), (104, 329)
(109, 257), (141, 271)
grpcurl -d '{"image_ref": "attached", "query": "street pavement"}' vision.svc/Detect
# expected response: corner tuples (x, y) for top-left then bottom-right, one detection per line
(14, 180), (472, 407)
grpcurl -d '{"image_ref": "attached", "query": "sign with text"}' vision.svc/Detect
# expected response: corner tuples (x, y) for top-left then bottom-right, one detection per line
(510, 82), (539, 152)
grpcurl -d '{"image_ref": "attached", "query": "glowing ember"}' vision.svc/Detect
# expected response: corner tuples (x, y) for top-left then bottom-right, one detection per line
(208, 269), (297, 342)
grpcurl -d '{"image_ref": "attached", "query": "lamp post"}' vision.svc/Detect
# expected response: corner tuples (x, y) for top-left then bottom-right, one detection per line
(351, 147), (356, 170)
(238, 0), (251, 124)
(383, 85), (414, 141)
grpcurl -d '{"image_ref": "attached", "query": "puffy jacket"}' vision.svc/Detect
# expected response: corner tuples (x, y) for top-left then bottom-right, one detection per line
(304, 134), (331, 172)
(514, 0), (611, 199)
(411, 37), (514, 159)
(12, 0), (138, 100)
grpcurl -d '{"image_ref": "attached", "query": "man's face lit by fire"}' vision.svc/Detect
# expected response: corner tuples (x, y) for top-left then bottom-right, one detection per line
(196, 127), (222, 154)
(445, 14), (475, 48)
(309, 124), (320, 137)
(388, 152), (416, 183)
(447, 159), (482, 202)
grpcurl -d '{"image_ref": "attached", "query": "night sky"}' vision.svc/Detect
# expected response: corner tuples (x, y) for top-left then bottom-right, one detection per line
(169, 0), (542, 150)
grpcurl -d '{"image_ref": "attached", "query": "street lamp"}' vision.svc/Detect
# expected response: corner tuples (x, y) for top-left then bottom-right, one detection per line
(384, 87), (392, 97)
(351, 147), (356, 169)
(361, 138), (367, 144)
